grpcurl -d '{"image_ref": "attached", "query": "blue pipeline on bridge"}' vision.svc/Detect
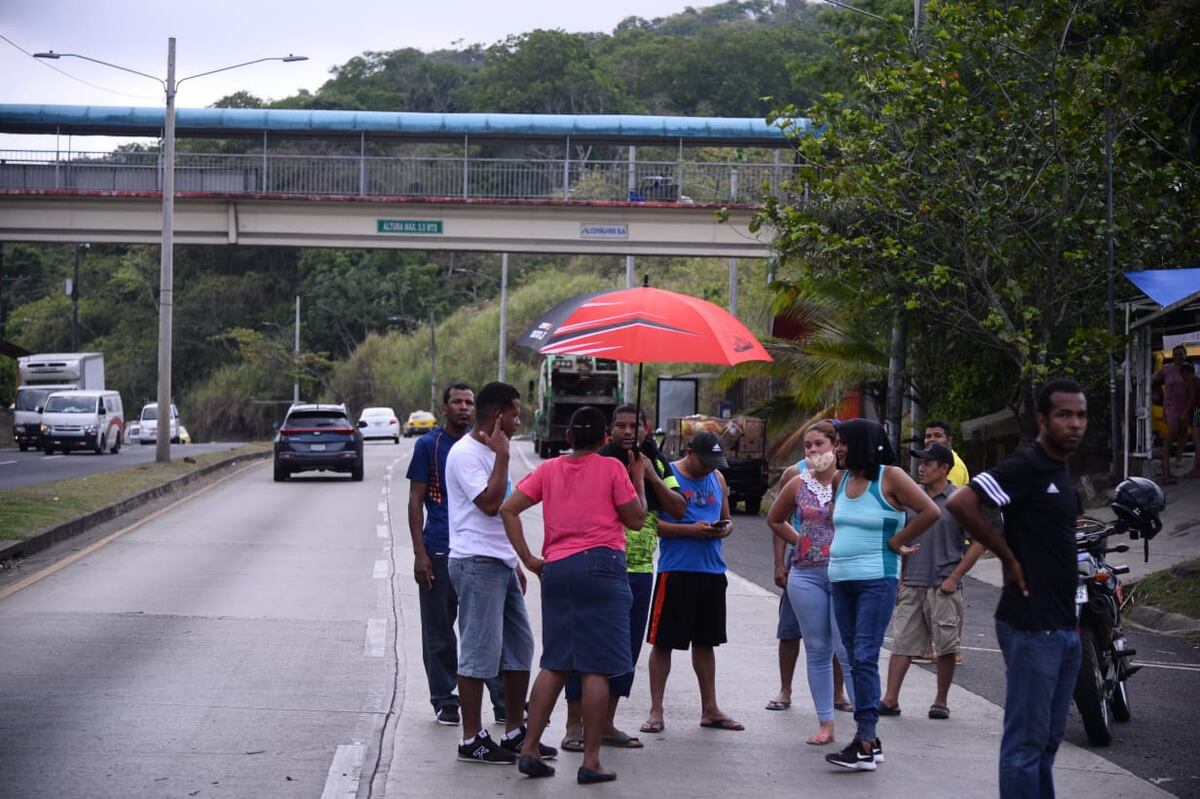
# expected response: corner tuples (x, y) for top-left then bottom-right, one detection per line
(0, 104), (810, 146)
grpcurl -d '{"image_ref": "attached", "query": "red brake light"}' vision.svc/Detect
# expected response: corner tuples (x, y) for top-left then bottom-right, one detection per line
(389, 419), (398, 425)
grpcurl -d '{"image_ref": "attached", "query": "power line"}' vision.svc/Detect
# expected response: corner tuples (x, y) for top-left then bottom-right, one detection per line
(0, 31), (160, 100)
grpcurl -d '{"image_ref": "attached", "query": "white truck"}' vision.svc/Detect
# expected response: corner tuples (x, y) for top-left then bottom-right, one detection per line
(11, 352), (106, 451)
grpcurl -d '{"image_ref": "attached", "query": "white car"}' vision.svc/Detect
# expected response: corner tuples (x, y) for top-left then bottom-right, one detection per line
(357, 406), (401, 443)
(138, 402), (181, 444)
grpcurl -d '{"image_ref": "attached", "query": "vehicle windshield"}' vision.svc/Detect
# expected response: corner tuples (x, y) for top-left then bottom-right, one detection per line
(287, 412), (349, 427)
(44, 395), (99, 413)
(14, 388), (56, 412)
(362, 408), (391, 418)
(410, 412), (434, 421)
(141, 405), (177, 421)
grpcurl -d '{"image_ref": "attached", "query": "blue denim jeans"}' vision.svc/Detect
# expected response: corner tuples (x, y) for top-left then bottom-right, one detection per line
(995, 619), (1081, 799)
(447, 555), (534, 678)
(788, 566), (854, 721)
(831, 577), (897, 742)
(417, 554), (506, 713)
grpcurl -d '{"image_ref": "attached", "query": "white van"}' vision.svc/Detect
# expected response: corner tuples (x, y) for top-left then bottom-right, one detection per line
(137, 402), (180, 445)
(40, 389), (125, 455)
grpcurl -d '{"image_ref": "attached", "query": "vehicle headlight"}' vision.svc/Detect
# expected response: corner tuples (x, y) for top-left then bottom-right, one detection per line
(40, 424), (48, 433)
(83, 424), (98, 434)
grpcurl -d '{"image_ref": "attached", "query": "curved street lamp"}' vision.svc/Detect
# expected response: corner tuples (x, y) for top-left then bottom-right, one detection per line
(35, 40), (306, 463)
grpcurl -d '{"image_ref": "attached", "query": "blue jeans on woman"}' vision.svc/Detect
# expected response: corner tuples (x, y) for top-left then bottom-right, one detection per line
(831, 577), (897, 742)
(787, 566), (855, 721)
(995, 619), (1081, 799)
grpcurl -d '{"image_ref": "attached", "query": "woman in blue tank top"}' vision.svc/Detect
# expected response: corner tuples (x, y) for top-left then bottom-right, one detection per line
(824, 419), (940, 772)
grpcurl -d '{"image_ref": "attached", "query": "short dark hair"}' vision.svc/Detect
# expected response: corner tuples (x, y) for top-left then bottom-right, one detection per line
(1037, 377), (1085, 416)
(925, 420), (953, 440)
(611, 403), (647, 427)
(442, 382), (472, 404)
(475, 381), (520, 418)
(570, 406), (608, 449)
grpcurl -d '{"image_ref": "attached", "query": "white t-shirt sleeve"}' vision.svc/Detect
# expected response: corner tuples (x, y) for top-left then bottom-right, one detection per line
(459, 443), (493, 507)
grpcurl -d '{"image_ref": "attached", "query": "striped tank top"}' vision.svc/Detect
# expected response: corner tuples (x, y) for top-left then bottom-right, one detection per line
(828, 467), (906, 582)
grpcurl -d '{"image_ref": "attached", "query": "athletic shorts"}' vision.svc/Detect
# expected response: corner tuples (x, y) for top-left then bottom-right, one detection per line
(892, 584), (964, 657)
(647, 571), (727, 650)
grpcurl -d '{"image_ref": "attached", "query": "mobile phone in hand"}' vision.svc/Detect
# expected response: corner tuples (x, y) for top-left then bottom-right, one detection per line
(711, 519), (731, 529)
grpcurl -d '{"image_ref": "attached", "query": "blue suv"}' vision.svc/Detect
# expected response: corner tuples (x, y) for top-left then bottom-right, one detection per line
(273, 404), (364, 482)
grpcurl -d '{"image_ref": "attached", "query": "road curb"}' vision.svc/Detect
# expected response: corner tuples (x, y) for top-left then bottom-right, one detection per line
(1126, 604), (1200, 637)
(0, 449), (270, 563)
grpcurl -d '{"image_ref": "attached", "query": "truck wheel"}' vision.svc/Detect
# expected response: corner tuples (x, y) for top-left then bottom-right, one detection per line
(44, 446), (54, 456)
(745, 495), (763, 515)
(19, 443), (28, 452)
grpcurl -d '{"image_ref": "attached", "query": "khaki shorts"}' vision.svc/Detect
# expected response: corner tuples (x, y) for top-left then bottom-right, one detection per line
(892, 584), (963, 657)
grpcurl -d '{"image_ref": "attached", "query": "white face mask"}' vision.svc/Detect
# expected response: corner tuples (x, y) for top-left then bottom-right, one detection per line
(806, 450), (836, 472)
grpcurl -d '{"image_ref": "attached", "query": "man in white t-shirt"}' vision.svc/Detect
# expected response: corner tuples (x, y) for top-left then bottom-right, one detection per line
(446, 381), (550, 765)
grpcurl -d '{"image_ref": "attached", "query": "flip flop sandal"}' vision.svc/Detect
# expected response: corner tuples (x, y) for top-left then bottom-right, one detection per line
(805, 731), (835, 745)
(929, 703), (951, 720)
(601, 731), (644, 748)
(834, 701), (854, 713)
(639, 719), (665, 734)
(878, 702), (902, 716)
(699, 717), (745, 731)
(765, 699), (791, 711)
(560, 733), (585, 752)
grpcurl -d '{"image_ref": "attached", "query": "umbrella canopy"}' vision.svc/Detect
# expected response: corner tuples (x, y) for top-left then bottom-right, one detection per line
(514, 286), (772, 366)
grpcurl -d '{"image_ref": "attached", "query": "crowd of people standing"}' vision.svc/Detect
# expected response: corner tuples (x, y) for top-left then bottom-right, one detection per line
(405, 376), (1094, 795)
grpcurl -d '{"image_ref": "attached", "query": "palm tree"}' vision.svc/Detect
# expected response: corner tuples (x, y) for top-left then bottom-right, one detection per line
(721, 278), (888, 457)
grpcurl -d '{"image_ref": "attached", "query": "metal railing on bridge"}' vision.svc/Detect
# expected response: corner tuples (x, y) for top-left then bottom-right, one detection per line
(0, 149), (799, 206)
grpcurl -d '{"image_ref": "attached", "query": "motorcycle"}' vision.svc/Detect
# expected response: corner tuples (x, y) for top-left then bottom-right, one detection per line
(1072, 477), (1164, 746)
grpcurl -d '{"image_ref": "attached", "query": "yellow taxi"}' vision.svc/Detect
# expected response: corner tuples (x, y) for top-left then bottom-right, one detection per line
(404, 410), (436, 438)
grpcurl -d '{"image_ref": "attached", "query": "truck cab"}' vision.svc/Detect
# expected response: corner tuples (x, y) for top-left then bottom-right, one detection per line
(11, 352), (105, 451)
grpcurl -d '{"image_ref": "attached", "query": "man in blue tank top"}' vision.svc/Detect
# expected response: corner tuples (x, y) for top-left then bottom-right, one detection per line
(639, 432), (744, 734)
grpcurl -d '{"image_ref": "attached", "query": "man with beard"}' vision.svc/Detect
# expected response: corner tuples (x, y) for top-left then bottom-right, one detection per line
(947, 377), (1087, 798)
(406, 383), (505, 726)
(559, 405), (685, 751)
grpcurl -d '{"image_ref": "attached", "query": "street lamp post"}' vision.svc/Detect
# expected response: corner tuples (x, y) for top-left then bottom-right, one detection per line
(71, 242), (89, 351)
(35, 41), (306, 464)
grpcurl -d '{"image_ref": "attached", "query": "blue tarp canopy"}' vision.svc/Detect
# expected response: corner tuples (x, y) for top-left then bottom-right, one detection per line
(1124, 268), (1200, 308)
(0, 104), (806, 146)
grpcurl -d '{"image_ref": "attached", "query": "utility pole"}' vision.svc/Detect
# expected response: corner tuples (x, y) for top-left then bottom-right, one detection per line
(1105, 76), (1120, 475)
(293, 295), (300, 404)
(429, 309), (437, 412)
(499, 254), (508, 382)
(71, 243), (88, 351)
(155, 37), (177, 465)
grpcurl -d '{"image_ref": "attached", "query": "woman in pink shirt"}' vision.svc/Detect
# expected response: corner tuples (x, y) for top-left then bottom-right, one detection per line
(502, 406), (647, 784)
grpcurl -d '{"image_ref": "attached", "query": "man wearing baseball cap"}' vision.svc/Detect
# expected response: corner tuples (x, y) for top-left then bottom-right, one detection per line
(640, 431), (744, 734)
(878, 442), (984, 721)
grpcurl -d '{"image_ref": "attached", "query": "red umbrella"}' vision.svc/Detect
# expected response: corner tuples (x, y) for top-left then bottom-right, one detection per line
(515, 285), (771, 366)
(515, 284), (772, 440)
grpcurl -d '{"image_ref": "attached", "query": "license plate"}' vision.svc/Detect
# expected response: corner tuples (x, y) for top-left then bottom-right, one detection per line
(1075, 585), (1088, 604)
(310, 443), (326, 451)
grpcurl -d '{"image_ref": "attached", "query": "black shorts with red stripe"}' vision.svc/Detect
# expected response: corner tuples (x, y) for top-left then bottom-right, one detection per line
(646, 571), (728, 650)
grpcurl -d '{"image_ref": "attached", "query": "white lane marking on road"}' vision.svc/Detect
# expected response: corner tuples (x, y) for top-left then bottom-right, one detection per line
(373, 559), (389, 579)
(376, 524), (389, 539)
(0, 460), (17, 466)
(319, 743), (366, 799)
(376, 502), (387, 513)
(41, 455), (63, 460)
(364, 618), (387, 657)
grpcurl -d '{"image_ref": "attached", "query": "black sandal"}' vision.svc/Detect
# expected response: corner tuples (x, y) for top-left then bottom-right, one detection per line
(578, 766), (617, 784)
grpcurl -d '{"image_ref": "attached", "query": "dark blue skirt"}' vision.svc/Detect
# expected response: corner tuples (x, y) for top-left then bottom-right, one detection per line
(540, 546), (633, 676)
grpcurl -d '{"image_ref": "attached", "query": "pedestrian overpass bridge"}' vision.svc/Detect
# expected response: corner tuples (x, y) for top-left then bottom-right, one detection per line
(0, 105), (809, 257)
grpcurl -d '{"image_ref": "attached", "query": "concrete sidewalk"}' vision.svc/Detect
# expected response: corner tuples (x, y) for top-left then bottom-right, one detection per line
(382, 504), (1169, 798)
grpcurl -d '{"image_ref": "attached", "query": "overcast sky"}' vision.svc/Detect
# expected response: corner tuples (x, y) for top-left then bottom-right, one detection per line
(2, 0), (730, 109)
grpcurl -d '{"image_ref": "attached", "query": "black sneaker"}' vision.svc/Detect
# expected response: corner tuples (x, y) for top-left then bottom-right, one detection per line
(873, 738), (884, 764)
(825, 738), (876, 771)
(436, 705), (460, 726)
(500, 726), (558, 760)
(457, 731), (518, 765)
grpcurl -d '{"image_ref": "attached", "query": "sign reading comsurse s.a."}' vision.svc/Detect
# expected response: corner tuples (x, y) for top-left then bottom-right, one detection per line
(580, 223), (629, 240)
(377, 219), (443, 235)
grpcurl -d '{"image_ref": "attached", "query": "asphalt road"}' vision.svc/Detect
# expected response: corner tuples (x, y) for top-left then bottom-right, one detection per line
(721, 507), (1200, 798)
(0, 439), (409, 798)
(0, 441), (251, 490)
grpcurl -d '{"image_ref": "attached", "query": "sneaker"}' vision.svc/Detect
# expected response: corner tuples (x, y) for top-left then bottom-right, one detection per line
(873, 738), (885, 764)
(436, 706), (460, 726)
(500, 726), (558, 760)
(825, 738), (876, 771)
(457, 731), (518, 765)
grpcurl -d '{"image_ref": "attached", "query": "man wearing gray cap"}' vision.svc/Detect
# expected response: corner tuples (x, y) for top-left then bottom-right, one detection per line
(640, 431), (743, 734)
(878, 442), (984, 721)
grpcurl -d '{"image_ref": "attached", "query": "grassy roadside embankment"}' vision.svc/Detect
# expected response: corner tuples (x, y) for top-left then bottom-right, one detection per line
(1130, 558), (1200, 622)
(0, 444), (270, 541)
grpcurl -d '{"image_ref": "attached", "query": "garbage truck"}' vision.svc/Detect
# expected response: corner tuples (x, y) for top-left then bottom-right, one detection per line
(530, 355), (623, 459)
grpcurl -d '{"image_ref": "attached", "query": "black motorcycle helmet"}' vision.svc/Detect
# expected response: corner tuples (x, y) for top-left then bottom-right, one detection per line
(1110, 477), (1165, 538)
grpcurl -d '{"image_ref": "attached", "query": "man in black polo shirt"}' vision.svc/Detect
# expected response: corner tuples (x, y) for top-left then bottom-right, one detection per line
(947, 377), (1087, 799)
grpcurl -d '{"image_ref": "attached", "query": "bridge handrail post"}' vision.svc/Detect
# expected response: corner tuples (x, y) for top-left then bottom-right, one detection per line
(462, 135), (469, 200)
(359, 132), (366, 196)
(562, 136), (570, 201)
